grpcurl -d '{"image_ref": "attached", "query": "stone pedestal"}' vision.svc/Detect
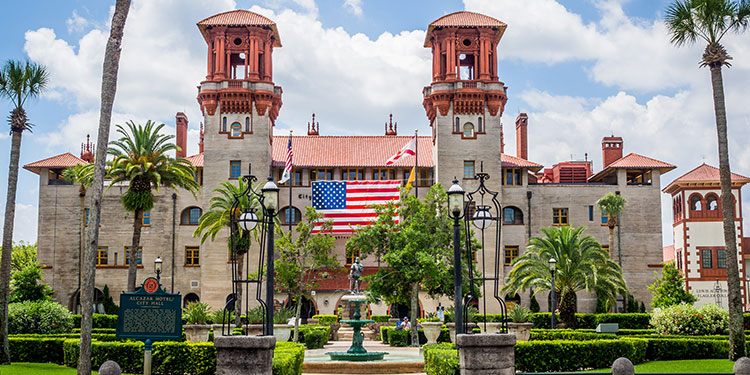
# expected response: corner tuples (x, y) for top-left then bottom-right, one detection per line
(215, 335), (276, 375)
(456, 334), (515, 375)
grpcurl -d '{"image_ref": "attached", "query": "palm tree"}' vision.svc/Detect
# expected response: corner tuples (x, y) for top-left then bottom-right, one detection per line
(193, 179), (262, 327)
(79, 1), (131, 373)
(596, 193), (626, 264)
(503, 226), (627, 328)
(108, 120), (200, 292)
(0, 59), (49, 364)
(62, 163), (94, 300)
(665, 0), (750, 359)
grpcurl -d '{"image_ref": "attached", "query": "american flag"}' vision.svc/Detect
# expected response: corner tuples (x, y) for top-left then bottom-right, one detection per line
(278, 136), (293, 184)
(311, 180), (401, 233)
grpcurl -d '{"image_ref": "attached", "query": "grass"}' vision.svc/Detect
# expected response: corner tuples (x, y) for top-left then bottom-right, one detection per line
(0, 363), (92, 374)
(577, 359), (734, 373)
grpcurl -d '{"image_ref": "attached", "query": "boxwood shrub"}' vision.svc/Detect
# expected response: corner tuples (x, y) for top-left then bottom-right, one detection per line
(515, 339), (647, 372)
(9, 300), (74, 334)
(296, 324), (330, 346)
(303, 330), (327, 349)
(529, 313), (651, 329)
(530, 329), (616, 341)
(72, 314), (119, 329)
(311, 315), (337, 324)
(371, 315), (391, 323)
(423, 343), (458, 375)
(9, 337), (68, 363)
(274, 342), (305, 375)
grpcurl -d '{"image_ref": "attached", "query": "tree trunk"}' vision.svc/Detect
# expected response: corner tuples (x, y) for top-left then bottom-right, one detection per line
(0, 130), (23, 364)
(78, 1), (130, 373)
(234, 251), (244, 328)
(410, 283), (419, 347)
(607, 225), (615, 257)
(126, 210), (143, 292)
(78, 194), (85, 296)
(559, 290), (576, 329)
(293, 292), (302, 342)
(709, 63), (745, 360)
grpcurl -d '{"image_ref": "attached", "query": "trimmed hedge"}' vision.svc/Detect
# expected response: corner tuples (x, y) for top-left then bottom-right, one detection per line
(529, 313), (650, 329)
(311, 315), (337, 324)
(274, 342), (305, 375)
(9, 337), (68, 363)
(303, 330), (327, 349)
(371, 315), (390, 323)
(152, 341), (216, 375)
(72, 314), (118, 329)
(296, 324), (331, 347)
(530, 329), (616, 341)
(515, 339), (648, 372)
(423, 343), (458, 375)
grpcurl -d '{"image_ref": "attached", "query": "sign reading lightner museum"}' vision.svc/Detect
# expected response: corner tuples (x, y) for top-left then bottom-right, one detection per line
(116, 277), (182, 341)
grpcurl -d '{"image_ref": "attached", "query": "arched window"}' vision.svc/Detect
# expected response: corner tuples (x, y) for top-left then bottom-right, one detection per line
(706, 194), (719, 211)
(181, 206), (202, 225)
(454, 117), (460, 133)
(230, 122), (241, 137)
(183, 293), (200, 307)
(503, 206), (523, 225)
(504, 293), (521, 309)
(690, 194), (703, 211)
(280, 206), (301, 225)
(477, 117), (483, 133)
(222, 117), (227, 132)
(463, 122), (474, 138)
(245, 116), (251, 132)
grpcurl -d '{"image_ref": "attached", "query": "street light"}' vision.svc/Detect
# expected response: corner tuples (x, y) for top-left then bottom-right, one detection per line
(471, 205), (492, 230)
(549, 257), (557, 329)
(261, 177), (279, 336)
(154, 256), (163, 284)
(746, 274), (750, 311)
(447, 178), (465, 334)
(238, 209), (259, 231)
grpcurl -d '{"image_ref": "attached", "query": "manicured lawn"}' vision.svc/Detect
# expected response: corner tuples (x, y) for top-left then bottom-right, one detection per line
(578, 359), (734, 373)
(0, 363), (92, 374)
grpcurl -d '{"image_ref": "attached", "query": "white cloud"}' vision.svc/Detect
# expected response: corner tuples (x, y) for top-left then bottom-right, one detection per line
(66, 10), (90, 33)
(12, 203), (38, 244)
(343, 0), (363, 16)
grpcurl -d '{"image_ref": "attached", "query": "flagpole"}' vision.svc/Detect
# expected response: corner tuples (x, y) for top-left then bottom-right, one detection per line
(414, 129), (418, 197)
(288, 130), (293, 239)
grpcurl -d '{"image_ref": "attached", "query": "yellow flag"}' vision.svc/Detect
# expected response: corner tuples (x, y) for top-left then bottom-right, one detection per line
(406, 166), (416, 188)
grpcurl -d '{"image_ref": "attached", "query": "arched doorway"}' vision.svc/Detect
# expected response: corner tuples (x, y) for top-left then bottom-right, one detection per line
(72, 288), (105, 314)
(388, 301), (423, 320)
(504, 293), (521, 309)
(183, 293), (200, 307)
(284, 295), (317, 323)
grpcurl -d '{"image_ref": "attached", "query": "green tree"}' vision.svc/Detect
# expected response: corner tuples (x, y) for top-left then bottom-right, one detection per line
(275, 207), (339, 342)
(503, 226), (627, 328)
(10, 241), (37, 273)
(649, 261), (697, 308)
(62, 163), (94, 295)
(348, 184), (478, 347)
(107, 120), (199, 292)
(0, 59), (49, 364)
(665, 0), (750, 359)
(193, 179), (262, 326)
(8, 242), (52, 303)
(596, 192), (627, 263)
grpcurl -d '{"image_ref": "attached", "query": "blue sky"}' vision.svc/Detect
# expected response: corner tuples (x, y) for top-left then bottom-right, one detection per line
(1, 0), (749, 246)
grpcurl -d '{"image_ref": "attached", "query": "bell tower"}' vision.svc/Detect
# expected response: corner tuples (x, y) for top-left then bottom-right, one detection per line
(423, 11), (507, 191)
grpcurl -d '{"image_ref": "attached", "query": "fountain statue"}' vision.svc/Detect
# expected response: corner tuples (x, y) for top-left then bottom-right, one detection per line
(326, 258), (387, 361)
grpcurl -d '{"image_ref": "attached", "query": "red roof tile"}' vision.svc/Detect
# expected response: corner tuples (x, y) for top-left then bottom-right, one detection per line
(197, 10), (281, 47)
(271, 136), (433, 168)
(606, 153), (676, 170)
(186, 153), (204, 168)
(663, 163), (750, 193)
(24, 152), (87, 174)
(663, 245), (675, 263)
(424, 11), (507, 47)
(501, 154), (543, 172)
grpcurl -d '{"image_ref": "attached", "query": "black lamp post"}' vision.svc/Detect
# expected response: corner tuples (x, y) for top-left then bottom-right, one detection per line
(447, 178), (465, 334)
(261, 177), (279, 336)
(549, 257), (556, 329)
(154, 256), (163, 284)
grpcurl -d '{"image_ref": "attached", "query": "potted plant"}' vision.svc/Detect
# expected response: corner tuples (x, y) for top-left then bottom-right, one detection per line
(246, 306), (265, 336)
(184, 302), (212, 342)
(210, 308), (234, 336)
(273, 307), (295, 342)
(446, 306), (478, 343)
(419, 313), (443, 345)
(507, 305), (533, 341)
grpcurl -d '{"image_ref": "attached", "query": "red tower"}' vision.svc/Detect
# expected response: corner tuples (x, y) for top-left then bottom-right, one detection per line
(176, 112), (188, 158)
(602, 136), (623, 168)
(80, 134), (94, 163)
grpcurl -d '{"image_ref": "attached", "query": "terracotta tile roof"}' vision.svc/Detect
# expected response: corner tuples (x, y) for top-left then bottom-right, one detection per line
(501, 154), (543, 172)
(186, 153), (204, 168)
(589, 153), (676, 182)
(24, 152), (87, 174)
(663, 245), (675, 263)
(424, 11), (507, 47)
(271, 136), (433, 168)
(663, 163), (750, 193)
(197, 10), (281, 47)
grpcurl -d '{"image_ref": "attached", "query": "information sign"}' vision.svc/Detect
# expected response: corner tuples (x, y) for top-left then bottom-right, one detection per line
(115, 277), (182, 341)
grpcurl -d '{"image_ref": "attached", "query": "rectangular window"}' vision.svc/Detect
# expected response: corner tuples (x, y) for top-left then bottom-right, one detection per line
(552, 208), (568, 226)
(189, 208), (201, 225)
(588, 205), (593, 221)
(310, 169), (333, 182)
(85, 208), (90, 226)
(125, 246), (143, 265)
(676, 251), (682, 271)
(229, 160), (241, 179)
(372, 168), (396, 181)
(418, 168), (431, 187)
(346, 249), (360, 266)
(601, 212), (609, 226)
(502, 168), (521, 186)
(194, 169), (203, 185)
(341, 168), (363, 181)
(278, 169), (303, 186)
(96, 247), (108, 266)
(702, 249), (713, 269)
(463, 161), (475, 179)
(717, 249), (727, 269)
(504, 246), (519, 266)
(142, 211), (151, 226)
(185, 247), (200, 266)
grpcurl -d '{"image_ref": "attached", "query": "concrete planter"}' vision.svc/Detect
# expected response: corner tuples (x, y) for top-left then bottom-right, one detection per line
(273, 324), (292, 342)
(211, 324), (233, 336)
(478, 322), (503, 334)
(307, 318), (319, 325)
(421, 322), (443, 345)
(507, 322), (534, 341)
(246, 324), (264, 336)
(185, 324), (211, 342)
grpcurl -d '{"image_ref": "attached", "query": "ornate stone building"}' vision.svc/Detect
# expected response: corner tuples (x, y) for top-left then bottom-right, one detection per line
(25, 10), (673, 317)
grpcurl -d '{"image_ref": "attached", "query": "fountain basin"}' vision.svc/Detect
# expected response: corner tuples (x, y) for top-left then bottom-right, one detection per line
(325, 351), (388, 361)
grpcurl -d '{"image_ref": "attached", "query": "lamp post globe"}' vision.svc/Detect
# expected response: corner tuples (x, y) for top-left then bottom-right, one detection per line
(472, 205), (492, 229)
(238, 209), (258, 231)
(447, 178), (465, 218)
(261, 177), (279, 212)
(549, 257), (556, 329)
(154, 256), (163, 282)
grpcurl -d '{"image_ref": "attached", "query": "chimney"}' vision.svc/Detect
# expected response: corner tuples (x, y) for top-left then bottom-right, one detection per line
(515, 113), (528, 160)
(80, 134), (94, 163)
(199, 122), (204, 154)
(307, 113), (319, 136)
(385, 114), (397, 136)
(176, 112), (188, 158)
(602, 135), (623, 168)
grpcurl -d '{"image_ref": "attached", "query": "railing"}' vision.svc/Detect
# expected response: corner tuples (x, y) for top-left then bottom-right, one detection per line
(461, 81), (477, 88)
(228, 80), (243, 88)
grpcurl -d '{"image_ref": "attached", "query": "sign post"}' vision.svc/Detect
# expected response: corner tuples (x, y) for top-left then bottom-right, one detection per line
(116, 277), (181, 375)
